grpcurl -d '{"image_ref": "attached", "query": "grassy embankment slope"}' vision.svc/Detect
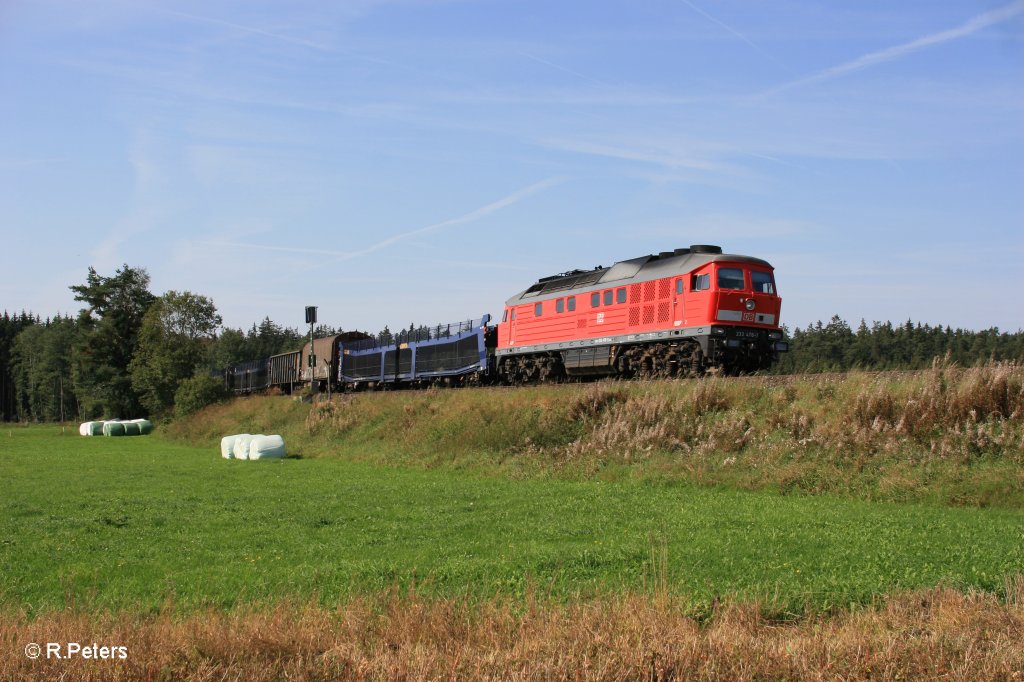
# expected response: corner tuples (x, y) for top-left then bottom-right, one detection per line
(171, 361), (1024, 507)
(2, 362), (1022, 679)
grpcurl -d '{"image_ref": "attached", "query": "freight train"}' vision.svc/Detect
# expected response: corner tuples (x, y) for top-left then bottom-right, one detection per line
(216, 245), (788, 393)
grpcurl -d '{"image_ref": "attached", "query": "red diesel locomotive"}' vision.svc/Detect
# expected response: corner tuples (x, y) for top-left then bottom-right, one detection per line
(495, 244), (786, 381)
(217, 244), (786, 392)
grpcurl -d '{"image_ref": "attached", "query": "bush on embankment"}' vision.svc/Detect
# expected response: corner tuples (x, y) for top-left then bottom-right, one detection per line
(165, 360), (1024, 507)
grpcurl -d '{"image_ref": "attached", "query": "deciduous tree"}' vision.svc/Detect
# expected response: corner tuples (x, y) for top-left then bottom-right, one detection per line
(130, 291), (222, 415)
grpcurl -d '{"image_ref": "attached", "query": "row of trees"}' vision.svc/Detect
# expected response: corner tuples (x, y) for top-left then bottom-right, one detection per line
(0, 265), (310, 422)
(774, 316), (1024, 373)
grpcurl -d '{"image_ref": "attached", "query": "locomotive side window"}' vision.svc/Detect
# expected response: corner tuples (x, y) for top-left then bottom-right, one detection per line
(616, 288), (626, 304)
(718, 268), (745, 290)
(511, 309), (516, 321)
(676, 279), (684, 294)
(535, 303), (543, 317)
(591, 293), (600, 308)
(556, 299), (565, 313)
(752, 270), (775, 294)
(567, 297), (576, 312)
(603, 290), (613, 305)
(691, 273), (710, 291)
(502, 310), (508, 322)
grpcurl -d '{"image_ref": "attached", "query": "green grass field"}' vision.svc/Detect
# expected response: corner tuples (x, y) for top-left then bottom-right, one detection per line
(2, 424), (1022, 616)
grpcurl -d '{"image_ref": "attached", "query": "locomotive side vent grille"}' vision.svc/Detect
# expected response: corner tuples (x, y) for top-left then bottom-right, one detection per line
(643, 281), (656, 302)
(642, 305), (655, 325)
(629, 307), (641, 326)
(630, 283), (642, 304)
(658, 280), (671, 299)
(657, 302), (671, 322)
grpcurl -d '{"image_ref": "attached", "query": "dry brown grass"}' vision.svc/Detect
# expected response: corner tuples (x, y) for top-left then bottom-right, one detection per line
(3, 583), (1023, 681)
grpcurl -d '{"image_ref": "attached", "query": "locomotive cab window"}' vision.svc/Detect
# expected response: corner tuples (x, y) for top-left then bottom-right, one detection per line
(603, 290), (613, 305)
(691, 273), (710, 291)
(534, 303), (543, 317)
(502, 310), (508, 322)
(511, 309), (516, 321)
(752, 270), (776, 295)
(567, 296), (576, 312)
(717, 268), (745, 290)
(556, 299), (565, 313)
(591, 292), (600, 308)
(616, 288), (626, 304)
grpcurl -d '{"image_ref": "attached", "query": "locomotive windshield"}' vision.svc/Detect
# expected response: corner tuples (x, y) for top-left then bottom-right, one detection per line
(751, 270), (775, 294)
(717, 267), (745, 290)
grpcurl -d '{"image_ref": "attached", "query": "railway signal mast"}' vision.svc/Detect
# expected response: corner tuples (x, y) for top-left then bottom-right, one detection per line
(305, 305), (317, 396)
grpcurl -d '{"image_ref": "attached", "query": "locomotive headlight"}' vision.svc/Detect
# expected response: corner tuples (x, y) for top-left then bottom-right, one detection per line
(769, 331), (783, 340)
(711, 326), (726, 335)
(744, 299), (756, 311)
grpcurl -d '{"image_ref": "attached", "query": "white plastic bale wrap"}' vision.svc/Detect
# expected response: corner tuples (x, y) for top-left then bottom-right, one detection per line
(80, 421), (103, 436)
(132, 419), (154, 435)
(247, 435), (286, 460)
(233, 434), (257, 460)
(220, 435), (238, 459)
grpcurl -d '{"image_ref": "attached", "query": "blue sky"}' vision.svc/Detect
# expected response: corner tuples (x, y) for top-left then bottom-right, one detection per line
(2, 0), (1022, 334)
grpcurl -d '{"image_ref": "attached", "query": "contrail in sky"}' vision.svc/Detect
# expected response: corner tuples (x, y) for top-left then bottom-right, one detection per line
(679, 0), (781, 66)
(157, 8), (332, 50)
(764, 0), (1024, 95)
(338, 176), (567, 261)
(518, 51), (614, 87)
(203, 177), (567, 261)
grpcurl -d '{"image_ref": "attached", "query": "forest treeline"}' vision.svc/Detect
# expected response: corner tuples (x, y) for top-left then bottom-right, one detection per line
(773, 315), (1024, 374)
(2, 266), (1023, 422)
(0, 265), (317, 423)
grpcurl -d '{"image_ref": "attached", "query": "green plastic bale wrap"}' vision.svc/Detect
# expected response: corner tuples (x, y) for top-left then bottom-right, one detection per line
(122, 422), (141, 436)
(103, 422), (126, 437)
(133, 419), (153, 435)
(79, 422), (103, 436)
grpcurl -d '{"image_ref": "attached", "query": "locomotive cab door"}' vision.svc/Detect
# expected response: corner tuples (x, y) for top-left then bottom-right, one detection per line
(673, 277), (685, 325)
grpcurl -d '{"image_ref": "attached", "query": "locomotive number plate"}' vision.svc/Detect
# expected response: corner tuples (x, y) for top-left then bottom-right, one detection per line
(742, 312), (755, 322)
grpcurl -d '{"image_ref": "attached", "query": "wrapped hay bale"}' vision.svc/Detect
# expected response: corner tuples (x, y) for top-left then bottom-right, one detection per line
(248, 435), (286, 460)
(232, 434), (257, 460)
(122, 422), (141, 436)
(132, 419), (154, 435)
(80, 421), (103, 436)
(220, 435), (239, 459)
(103, 421), (126, 437)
